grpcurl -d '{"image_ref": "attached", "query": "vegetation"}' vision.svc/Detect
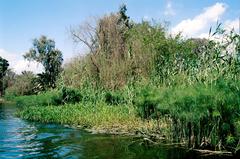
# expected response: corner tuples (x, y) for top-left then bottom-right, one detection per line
(5, 71), (35, 98)
(17, 102), (166, 135)
(136, 81), (240, 150)
(0, 56), (9, 96)
(4, 5), (240, 154)
(13, 90), (59, 107)
(24, 36), (63, 91)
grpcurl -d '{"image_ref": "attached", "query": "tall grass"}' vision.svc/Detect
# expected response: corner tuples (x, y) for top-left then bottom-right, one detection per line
(14, 90), (60, 107)
(135, 79), (240, 151)
(17, 102), (169, 135)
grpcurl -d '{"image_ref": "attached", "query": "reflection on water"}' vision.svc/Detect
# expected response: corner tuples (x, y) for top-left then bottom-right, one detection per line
(0, 104), (234, 159)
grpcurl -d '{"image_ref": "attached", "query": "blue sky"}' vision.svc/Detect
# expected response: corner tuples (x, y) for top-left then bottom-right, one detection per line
(0, 0), (239, 73)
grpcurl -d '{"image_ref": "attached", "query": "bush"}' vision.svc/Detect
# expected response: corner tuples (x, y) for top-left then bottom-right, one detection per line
(15, 90), (59, 107)
(5, 71), (35, 97)
(135, 85), (160, 119)
(14, 87), (82, 107)
(105, 90), (126, 105)
(53, 87), (82, 105)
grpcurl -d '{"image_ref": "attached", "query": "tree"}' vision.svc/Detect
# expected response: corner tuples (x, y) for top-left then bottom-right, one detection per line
(3, 69), (16, 92)
(0, 56), (9, 96)
(5, 71), (35, 96)
(118, 4), (131, 29)
(24, 36), (63, 89)
(70, 4), (132, 89)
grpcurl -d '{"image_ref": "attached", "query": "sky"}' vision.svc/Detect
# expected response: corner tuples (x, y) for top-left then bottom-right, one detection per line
(0, 0), (239, 74)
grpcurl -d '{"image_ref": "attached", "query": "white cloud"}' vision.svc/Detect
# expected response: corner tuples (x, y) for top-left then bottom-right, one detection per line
(0, 49), (43, 74)
(164, 0), (175, 16)
(172, 3), (226, 37)
(0, 49), (16, 64)
(13, 60), (43, 74)
(224, 18), (240, 32)
(197, 19), (240, 39)
(198, 33), (209, 39)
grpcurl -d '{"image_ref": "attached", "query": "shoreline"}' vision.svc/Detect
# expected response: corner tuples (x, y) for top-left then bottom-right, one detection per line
(60, 121), (235, 158)
(16, 103), (170, 139)
(11, 99), (238, 158)
(64, 124), (235, 157)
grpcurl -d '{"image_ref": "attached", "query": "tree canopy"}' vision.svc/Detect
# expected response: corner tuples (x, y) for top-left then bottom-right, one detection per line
(24, 36), (63, 89)
(0, 56), (9, 96)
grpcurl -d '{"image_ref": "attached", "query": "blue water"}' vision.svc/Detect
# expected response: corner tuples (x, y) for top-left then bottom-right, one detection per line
(0, 104), (234, 159)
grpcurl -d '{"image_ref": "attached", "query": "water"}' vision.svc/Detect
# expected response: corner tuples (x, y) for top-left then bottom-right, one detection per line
(0, 104), (234, 159)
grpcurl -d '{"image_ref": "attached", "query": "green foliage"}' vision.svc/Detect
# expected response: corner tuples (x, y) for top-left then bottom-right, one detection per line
(0, 56), (9, 96)
(53, 87), (82, 105)
(226, 135), (236, 146)
(61, 10), (240, 151)
(133, 80), (240, 150)
(118, 4), (131, 28)
(14, 87), (83, 107)
(135, 85), (160, 119)
(17, 102), (166, 135)
(5, 71), (35, 98)
(12, 6), (240, 152)
(24, 36), (63, 90)
(105, 90), (126, 105)
(14, 90), (60, 107)
(2, 69), (16, 93)
(0, 56), (9, 79)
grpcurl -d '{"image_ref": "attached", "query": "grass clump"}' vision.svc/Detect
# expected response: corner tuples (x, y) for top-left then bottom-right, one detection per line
(14, 86), (83, 107)
(134, 80), (240, 150)
(17, 103), (168, 135)
(14, 90), (60, 107)
(52, 86), (82, 105)
(105, 90), (126, 105)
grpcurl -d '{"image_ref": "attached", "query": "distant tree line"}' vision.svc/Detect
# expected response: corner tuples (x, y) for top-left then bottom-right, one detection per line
(3, 36), (63, 97)
(0, 56), (9, 96)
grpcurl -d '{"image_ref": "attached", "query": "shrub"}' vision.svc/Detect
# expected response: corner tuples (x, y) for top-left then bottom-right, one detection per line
(15, 90), (59, 107)
(53, 87), (82, 105)
(105, 90), (126, 105)
(5, 71), (35, 97)
(135, 85), (160, 119)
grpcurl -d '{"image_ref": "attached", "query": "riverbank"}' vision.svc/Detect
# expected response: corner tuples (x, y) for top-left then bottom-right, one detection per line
(1, 103), (188, 159)
(8, 91), (239, 158)
(15, 102), (238, 158)
(16, 102), (169, 140)
(11, 81), (240, 156)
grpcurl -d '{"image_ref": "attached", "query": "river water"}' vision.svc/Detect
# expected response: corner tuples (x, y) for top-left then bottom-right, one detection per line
(0, 104), (234, 159)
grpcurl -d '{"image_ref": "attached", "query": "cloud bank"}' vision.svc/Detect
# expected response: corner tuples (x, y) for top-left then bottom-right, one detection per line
(0, 49), (43, 74)
(172, 3), (227, 37)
